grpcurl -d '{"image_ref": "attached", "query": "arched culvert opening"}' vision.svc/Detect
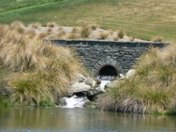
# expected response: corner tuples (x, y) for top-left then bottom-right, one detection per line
(98, 65), (118, 77)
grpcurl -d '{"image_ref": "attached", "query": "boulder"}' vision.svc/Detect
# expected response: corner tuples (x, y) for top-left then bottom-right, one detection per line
(126, 69), (136, 79)
(83, 101), (97, 109)
(86, 89), (103, 101)
(73, 73), (86, 83)
(105, 80), (119, 88)
(84, 77), (96, 88)
(77, 74), (86, 83)
(59, 98), (67, 106)
(54, 95), (69, 106)
(68, 82), (92, 95)
(119, 74), (125, 79)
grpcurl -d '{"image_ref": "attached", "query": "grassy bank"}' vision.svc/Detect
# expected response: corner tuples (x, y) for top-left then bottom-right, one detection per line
(98, 45), (176, 114)
(0, 0), (175, 42)
(0, 22), (86, 107)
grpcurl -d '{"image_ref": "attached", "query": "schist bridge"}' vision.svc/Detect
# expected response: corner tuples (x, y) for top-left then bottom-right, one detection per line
(51, 40), (166, 77)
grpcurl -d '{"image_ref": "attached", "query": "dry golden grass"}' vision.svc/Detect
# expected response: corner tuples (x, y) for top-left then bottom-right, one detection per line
(29, 22), (42, 29)
(99, 31), (109, 40)
(72, 27), (81, 34)
(113, 36), (119, 41)
(152, 36), (163, 42)
(1, 21), (133, 41)
(66, 33), (81, 39)
(81, 25), (92, 38)
(0, 23), (86, 106)
(0, 0), (175, 42)
(98, 45), (176, 114)
(10, 21), (25, 34)
(89, 24), (98, 31)
(117, 29), (125, 39)
(25, 29), (36, 39)
(35, 32), (48, 40)
(46, 22), (58, 28)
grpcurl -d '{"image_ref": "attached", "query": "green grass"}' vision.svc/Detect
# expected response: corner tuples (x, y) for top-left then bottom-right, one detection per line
(0, 0), (175, 42)
(0, 0), (63, 12)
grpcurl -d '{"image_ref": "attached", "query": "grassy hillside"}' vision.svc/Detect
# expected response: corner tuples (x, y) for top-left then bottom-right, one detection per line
(0, 0), (175, 42)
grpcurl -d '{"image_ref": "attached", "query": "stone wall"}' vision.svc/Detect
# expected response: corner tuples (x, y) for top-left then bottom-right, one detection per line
(51, 40), (167, 75)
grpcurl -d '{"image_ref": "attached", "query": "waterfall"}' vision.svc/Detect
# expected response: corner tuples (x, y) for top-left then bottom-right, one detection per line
(60, 76), (113, 108)
(62, 95), (89, 108)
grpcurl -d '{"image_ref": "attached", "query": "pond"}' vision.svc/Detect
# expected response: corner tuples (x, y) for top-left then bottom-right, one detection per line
(0, 107), (176, 132)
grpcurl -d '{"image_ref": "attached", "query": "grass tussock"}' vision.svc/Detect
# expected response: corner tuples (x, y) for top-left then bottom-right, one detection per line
(117, 29), (125, 39)
(89, 24), (98, 31)
(56, 28), (66, 39)
(1, 20), (133, 41)
(0, 23), (86, 106)
(72, 27), (81, 34)
(81, 25), (92, 38)
(66, 33), (80, 39)
(29, 22), (42, 29)
(46, 22), (58, 28)
(98, 45), (176, 114)
(0, 0), (175, 42)
(152, 36), (163, 42)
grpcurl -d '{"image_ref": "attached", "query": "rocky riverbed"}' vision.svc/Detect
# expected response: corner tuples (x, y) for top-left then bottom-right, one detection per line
(59, 69), (136, 109)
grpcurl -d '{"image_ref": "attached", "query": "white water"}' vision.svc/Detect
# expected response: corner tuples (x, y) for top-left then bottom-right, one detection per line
(62, 95), (89, 108)
(99, 80), (111, 92)
(62, 77), (111, 108)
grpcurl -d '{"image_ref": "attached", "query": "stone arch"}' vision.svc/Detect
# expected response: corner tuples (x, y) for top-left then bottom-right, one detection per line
(94, 58), (123, 76)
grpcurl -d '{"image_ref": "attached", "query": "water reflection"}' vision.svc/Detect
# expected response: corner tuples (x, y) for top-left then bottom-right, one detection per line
(0, 107), (176, 132)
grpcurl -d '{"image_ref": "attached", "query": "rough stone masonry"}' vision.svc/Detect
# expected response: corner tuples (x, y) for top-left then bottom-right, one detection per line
(51, 40), (166, 76)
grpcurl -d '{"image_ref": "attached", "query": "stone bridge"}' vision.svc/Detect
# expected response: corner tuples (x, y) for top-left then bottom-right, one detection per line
(51, 40), (166, 76)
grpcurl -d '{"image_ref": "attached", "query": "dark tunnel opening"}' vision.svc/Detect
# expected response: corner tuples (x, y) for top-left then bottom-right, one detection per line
(98, 65), (118, 77)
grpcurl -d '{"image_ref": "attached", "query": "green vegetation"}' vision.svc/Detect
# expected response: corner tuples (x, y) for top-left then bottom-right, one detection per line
(0, 0), (62, 12)
(0, 22), (86, 107)
(0, 0), (175, 42)
(98, 45), (176, 114)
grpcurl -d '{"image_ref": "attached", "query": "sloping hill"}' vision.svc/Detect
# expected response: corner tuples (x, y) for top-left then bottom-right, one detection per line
(0, 0), (175, 42)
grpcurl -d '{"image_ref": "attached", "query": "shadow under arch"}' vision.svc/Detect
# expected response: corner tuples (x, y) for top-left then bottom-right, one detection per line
(98, 64), (119, 77)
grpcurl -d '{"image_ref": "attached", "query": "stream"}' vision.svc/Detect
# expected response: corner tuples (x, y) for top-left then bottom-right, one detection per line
(62, 79), (111, 108)
(0, 107), (176, 132)
(1, 77), (176, 132)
